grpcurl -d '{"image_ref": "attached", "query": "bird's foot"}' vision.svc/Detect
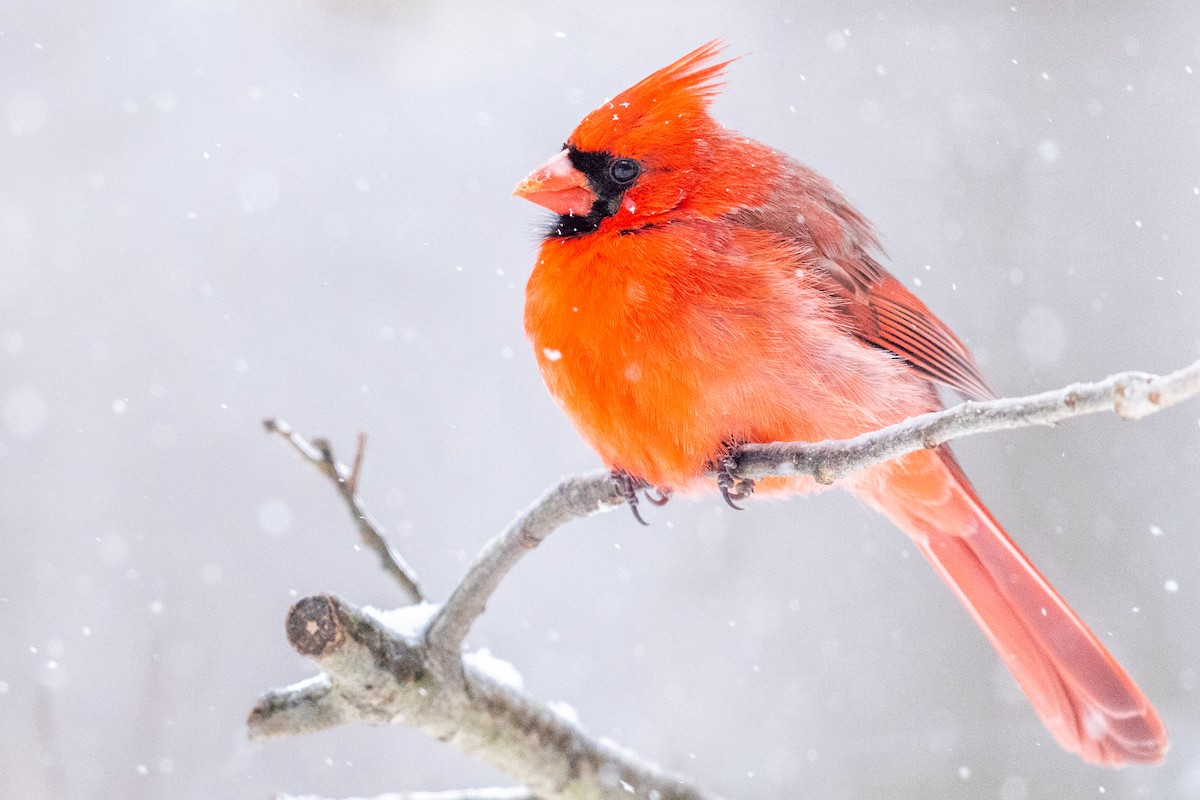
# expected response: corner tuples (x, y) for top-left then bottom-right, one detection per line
(611, 471), (672, 525)
(715, 452), (754, 511)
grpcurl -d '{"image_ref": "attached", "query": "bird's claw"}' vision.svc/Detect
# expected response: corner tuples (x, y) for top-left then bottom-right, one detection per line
(716, 455), (754, 511)
(644, 485), (673, 506)
(612, 471), (672, 525)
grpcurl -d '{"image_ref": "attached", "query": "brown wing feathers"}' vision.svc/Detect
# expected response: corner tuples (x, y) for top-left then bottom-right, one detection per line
(864, 276), (996, 401)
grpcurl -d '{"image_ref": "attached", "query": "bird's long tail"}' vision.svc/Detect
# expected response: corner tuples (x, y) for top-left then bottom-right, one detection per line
(853, 448), (1167, 765)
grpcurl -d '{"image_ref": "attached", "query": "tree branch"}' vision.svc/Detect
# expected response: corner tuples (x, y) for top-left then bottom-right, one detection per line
(250, 595), (722, 800)
(423, 474), (623, 674)
(264, 418), (424, 603)
(734, 358), (1200, 485)
(255, 358), (1198, 799)
(425, 358), (1200, 656)
(248, 673), (345, 740)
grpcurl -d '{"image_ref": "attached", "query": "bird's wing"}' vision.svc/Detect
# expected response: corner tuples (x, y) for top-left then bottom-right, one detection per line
(835, 261), (996, 401)
(732, 170), (996, 402)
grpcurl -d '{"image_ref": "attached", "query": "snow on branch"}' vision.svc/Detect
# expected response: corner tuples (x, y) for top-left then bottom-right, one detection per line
(249, 595), (721, 800)
(252, 358), (1198, 800)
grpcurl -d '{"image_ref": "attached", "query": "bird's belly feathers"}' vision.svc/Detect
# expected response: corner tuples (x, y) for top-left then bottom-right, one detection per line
(524, 226), (936, 489)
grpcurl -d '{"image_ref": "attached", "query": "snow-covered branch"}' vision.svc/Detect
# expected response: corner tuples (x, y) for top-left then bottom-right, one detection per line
(253, 358), (1198, 799)
(248, 595), (722, 800)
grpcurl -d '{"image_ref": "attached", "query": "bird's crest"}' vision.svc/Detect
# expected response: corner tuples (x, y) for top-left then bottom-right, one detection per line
(569, 40), (733, 160)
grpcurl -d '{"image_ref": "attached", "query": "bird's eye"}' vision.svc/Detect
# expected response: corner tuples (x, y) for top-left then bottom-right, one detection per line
(609, 158), (640, 184)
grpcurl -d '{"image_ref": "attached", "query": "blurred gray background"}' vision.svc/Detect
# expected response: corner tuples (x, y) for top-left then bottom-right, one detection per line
(3, 1), (1199, 798)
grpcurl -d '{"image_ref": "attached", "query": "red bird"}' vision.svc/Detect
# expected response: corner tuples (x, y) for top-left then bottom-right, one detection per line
(513, 41), (1166, 765)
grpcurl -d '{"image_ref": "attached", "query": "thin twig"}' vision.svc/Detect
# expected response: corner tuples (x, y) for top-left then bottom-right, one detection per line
(348, 432), (368, 495)
(264, 418), (424, 603)
(424, 359), (1200, 657)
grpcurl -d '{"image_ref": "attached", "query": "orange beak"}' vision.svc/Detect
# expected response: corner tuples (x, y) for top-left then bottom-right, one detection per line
(512, 150), (597, 216)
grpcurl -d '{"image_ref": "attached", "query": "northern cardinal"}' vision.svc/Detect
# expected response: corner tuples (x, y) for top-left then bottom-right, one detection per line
(513, 40), (1166, 765)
